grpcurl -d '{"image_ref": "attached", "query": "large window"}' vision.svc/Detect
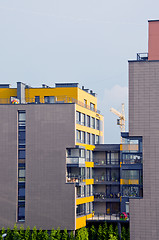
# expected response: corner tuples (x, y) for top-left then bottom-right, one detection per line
(122, 186), (141, 197)
(96, 119), (100, 130)
(87, 133), (90, 144)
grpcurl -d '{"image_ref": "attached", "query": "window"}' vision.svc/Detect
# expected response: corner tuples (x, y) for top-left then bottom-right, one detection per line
(81, 113), (85, 126)
(81, 131), (85, 143)
(84, 99), (87, 107)
(35, 96), (40, 103)
(18, 131), (25, 144)
(19, 150), (25, 159)
(90, 102), (95, 111)
(76, 111), (81, 124)
(44, 96), (55, 103)
(86, 150), (90, 161)
(95, 135), (99, 144)
(87, 115), (90, 127)
(76, 130), (81, 142)
(87, 133), (90, 144)
(91, 117), (95, 129)
(96, 119), (100, 130)
(92, 134), (95, 145)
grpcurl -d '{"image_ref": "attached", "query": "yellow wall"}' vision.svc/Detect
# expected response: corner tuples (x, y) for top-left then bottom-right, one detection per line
(76, 196), (94, 205)
(85, 162), (94, 168)
(83, 179), (94, 185)
(76, 213), (93, 229)
(0, 88), (17, 99)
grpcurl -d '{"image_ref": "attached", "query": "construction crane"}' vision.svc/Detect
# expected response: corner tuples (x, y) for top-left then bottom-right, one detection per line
(110, 103), (125, 143)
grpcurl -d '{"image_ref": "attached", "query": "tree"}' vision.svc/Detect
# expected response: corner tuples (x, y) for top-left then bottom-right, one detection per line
(89, 225), (96, 240)
(114, 225), (119, 240)
(108, 225), (114, 238)
(126, 227), (130, 240)
(108, 234), (118, 240)
(50, 228), (57, 240)
(37, 229), (43, 240)
(32, 226), (37, 240)
(0, 228), (6, 240)
(6, 227), (12, 240)
(43, 230), (49, 240)
(97, 225), (103, 240)
(19, 226), (25, 240)
(121, 226), (127, 240)
(69, 231), (75, 240)
(25, 226), (31, 240)
(56, 227), (61, 240)
(103, 222), (108, 240)
(62, 229), (69, 240)
(13, 224), (20, 240)
(75, 229), (81, 240)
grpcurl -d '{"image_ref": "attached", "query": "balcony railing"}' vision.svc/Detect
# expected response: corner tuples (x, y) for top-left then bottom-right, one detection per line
(94, 176), (120, 183)
(0, 96), (101, 114)
(87, 212), (129, 221)
(66, 176), (85, 184)
(122, 158), (142, 164)
(66, 157), (85, 166)
(94, 192), (120, 199)
(94, 159), (119, 166)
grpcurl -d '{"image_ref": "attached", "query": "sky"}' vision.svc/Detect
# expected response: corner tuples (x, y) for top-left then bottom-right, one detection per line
(0, 0), (159, 143)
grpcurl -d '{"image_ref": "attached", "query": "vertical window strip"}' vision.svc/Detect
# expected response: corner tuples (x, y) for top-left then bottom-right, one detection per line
(18, 111), (26, 221)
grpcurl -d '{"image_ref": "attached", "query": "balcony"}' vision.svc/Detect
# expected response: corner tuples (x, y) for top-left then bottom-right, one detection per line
(94, 192), (120, 202)
(94, 159), (120, 168)
(122, 158), (142, 165)
(0, 96), (101, 114)
(66, 175), (85, 185)
(66, 157), (85, 167)
(94, 176), (120, 185)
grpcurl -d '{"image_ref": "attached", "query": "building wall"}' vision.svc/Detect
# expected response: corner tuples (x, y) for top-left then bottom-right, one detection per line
(129, 61), (159, 240)
(0, 104), (76, 230)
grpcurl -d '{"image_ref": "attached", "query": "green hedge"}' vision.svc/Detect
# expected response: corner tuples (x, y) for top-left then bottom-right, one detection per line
(0, 223), (129, 240)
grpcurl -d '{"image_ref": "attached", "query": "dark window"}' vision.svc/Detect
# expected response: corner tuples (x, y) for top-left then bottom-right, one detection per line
(96, 119), (100, 130)
(35, 96), (40, 103)
(18, 131), (25, 143)
(19, 150), (25, 159)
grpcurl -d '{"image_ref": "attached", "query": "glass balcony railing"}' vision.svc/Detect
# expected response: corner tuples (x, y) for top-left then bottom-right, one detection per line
(66, 175), (85, 184)
(0, 96), (101, 114)
(94, 159), (119, 166)
(94, 192), (120, 199)
(66, 157), (85, 166)
(94, 176), (120, 183)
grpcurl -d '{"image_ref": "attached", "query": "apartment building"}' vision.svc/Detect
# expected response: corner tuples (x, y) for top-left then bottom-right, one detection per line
(128, 20), (159, 239)
(0, 82), (103, 230)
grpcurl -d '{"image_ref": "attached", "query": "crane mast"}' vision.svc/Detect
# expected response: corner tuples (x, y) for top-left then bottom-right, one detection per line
(110, 103), (125, 143)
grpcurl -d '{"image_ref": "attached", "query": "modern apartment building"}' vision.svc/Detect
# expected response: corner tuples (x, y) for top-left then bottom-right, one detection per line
(128, 20), (159, 239)
(0, 82), (103, 230)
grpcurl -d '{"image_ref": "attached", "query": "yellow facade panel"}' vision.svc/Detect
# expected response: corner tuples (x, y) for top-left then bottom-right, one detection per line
(85, 162), (94, 168)
(76, 213), (93, 229)
(0, 88), (17, 99)
(120, 179), (139, 184)
(76, 196), (94, 205)
(83, 179), (94, 185)
(76, 143), (95, 151)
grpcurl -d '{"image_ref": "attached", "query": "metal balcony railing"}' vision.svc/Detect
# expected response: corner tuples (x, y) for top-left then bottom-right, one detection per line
(87, 212), (129, 221)
(122, 158), (142, 164)
(94, 192), (120, 199)
(94, 176), (120, 183)
(0, 96), (101, 114)
(94, 159), (120, 166)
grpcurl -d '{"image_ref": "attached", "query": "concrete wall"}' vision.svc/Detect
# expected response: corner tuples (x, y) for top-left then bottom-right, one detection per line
(129, 61), (159, 240)
(0, 103), (76, 230)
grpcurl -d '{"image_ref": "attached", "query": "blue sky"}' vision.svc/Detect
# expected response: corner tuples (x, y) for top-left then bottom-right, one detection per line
(0, 0), (159, 142)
